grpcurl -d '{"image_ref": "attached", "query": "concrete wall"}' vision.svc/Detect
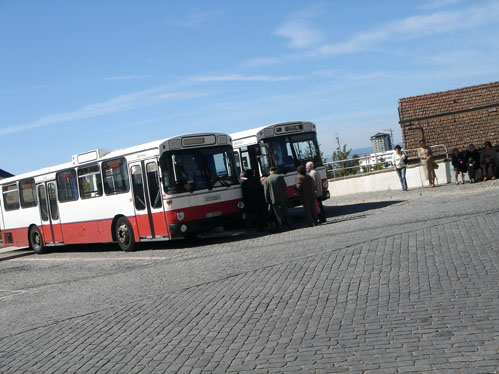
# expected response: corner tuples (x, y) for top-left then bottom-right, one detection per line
(328, 160), (453, 197)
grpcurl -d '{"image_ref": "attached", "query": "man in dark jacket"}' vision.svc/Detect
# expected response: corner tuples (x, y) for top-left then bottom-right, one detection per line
(241, 169), (268, 231)
(296, 165), (318, 227)
(262, 166), (293, 232)
(465, 143), (481, 183)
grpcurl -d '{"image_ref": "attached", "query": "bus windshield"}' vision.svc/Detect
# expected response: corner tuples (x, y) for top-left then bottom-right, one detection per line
(160, 145), (239, 194)
(263, 132), (322, 173)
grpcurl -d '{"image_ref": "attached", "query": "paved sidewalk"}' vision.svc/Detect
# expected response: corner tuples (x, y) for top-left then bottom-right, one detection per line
(0, 181), (498, 373)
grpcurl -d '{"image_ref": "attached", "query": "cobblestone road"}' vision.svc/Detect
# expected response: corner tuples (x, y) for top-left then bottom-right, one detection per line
(1, 182), (498, 373)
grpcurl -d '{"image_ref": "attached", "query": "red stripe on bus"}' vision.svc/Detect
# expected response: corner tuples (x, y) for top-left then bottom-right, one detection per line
(166, 198), (243, 224)
(1, 200), (242, 249)
(0, 227), (29, 247)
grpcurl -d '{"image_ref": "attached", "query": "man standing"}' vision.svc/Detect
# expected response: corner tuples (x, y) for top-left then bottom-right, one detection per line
(306, 161), (326, 223)
(241, 169), (268, 231)
(296, 165), (318, 227)
(263, 166), (293, 232)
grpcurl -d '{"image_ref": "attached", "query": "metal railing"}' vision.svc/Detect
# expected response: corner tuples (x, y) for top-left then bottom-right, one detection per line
(324, 144), (448, 179)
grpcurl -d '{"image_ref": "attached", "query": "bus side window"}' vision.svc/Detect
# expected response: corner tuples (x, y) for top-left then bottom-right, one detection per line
(258, 144), (272, 177)
(2, 183), (20, 211)
(240, 147), (252, 171)
(19, 178), (37, 208)
(233, 151), (241, 175)
(102, 158), (129, 195)
(131, 166), (146, 210)
(37, 185), (49, 222)
(78, 165), (103, 199)
(57, 169), (79, 202)
(146, 162), (162, 208)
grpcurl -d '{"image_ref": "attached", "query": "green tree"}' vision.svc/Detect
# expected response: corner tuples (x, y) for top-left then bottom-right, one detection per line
(330, 137), (360, 177)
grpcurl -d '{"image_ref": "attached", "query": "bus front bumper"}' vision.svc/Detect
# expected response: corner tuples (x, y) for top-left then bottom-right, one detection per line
(169, 211), (246, 238)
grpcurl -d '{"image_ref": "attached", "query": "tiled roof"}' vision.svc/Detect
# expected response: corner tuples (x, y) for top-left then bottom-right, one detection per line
(398, 81), (499, 156)
(399, 81), (499, 122)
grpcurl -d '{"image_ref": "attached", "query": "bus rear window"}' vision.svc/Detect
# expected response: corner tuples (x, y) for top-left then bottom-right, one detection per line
(2, 183), (20, 211)
(102, 158), (129, 195)
(57, 169), (79, 202)
(78, 165), (103, 199)
(19, 178), (37, 208)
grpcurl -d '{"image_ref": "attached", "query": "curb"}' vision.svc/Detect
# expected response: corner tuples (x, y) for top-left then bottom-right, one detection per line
(0, 249), (33, 262)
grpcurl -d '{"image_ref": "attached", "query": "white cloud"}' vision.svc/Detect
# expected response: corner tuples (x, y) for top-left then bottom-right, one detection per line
(190, 74), (297, 82)
(275, 20), (323, 49)
(0, 87), (211, 136)
(316, 2), (499, 56)
(164, 9), (223, 28)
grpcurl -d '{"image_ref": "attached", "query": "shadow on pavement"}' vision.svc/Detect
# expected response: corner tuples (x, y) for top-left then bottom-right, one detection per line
(21, 200), (404, 256)
(324, 200), (403, 217)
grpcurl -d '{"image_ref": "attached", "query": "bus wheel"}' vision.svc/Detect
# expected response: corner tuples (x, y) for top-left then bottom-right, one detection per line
(116, 217), (135, 252)
(29, 226), (45, 254)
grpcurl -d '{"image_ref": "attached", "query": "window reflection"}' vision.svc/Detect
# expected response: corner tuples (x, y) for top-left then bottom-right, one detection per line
(262, 133), (322, 173)
(160, 146), (238, 194)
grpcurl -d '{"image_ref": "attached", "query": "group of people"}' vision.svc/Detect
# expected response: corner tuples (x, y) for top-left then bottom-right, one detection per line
(392, 140), (497, 190)
(450, 142), (497, 184)
(241, 161), (326, 234)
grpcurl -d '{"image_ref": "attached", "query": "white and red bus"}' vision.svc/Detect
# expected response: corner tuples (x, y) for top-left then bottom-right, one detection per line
(231, 121), (330, 206)
(0, 133), (244, 253)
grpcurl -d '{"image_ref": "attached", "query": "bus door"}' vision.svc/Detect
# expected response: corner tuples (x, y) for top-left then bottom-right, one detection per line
(257, 143), (272, 178)
(236, 145), (264, 179)
(129, 160), (168, 239)
(36, 181), (64, 244)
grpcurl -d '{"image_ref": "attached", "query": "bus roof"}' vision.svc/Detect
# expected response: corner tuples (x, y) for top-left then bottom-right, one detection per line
(230, 121), (316, 147)
(0, 132), (232, 185)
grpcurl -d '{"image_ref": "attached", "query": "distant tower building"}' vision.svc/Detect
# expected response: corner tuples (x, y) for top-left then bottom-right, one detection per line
(370, 133), (393, 153)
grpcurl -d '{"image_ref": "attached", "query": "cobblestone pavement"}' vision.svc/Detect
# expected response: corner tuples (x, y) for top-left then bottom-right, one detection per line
(1, 181), (498, 373)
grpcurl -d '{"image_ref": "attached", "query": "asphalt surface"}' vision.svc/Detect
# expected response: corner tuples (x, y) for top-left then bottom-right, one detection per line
(0, 180), (498, 373)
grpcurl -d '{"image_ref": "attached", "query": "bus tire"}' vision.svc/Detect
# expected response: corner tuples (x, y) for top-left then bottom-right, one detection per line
(116, 217), (135, 252)
(29, 226), (45, 254)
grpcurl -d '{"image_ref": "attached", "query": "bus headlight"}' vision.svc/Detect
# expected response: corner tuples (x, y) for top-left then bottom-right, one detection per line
(180, 224), (188, 233)
(322, 180), (329, 189)
(237, 201), (245, 209)
(176, 211), (185, 221)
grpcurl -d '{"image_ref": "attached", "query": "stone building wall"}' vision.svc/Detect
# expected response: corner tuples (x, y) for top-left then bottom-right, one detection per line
(398, 81), (499, 156)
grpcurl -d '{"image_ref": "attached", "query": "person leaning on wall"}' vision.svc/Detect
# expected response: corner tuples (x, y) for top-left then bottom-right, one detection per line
(417, 139), (436, 188)
(480, 141), (496, 181)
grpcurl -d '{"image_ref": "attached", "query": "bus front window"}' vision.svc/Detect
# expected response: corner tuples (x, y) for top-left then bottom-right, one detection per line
(263, 132), (322, 173)
(264, 137), (295, 173)
(161, 150), (207, 194)
(290, 133), (322, 167)
(200, 146), (239, 188)
(160, 146), (239, 194)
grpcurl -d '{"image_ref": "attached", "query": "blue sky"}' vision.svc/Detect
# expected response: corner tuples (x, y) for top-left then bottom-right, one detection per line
(1, 0), (498, 174)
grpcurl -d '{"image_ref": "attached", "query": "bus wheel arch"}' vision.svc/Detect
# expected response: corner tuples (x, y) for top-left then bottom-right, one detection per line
(28, 225), (45, 254)
(114, 216), (136, 252)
